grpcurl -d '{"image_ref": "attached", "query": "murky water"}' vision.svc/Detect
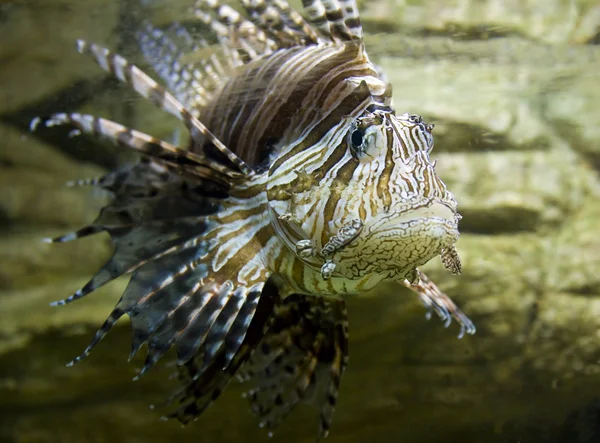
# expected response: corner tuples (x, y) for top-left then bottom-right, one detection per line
(1, 1), (600, 442)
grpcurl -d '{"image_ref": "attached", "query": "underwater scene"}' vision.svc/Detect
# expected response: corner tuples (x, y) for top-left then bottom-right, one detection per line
(1, 0), (600, 442)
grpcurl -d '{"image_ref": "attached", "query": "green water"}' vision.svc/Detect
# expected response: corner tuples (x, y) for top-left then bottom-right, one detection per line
(1, 1), (600, 442)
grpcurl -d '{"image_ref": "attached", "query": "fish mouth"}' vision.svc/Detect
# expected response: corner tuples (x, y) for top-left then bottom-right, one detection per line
(331, 198), (460, 281)
(345, 198), (460, 277)
(367, 198), (459, 238)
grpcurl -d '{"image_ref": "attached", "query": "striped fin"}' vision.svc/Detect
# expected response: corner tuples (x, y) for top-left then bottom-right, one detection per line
(69, 248), (273, 379)
(137, 21), (232, 114)
(301, 0), (363, 43)
(194, 0), (276, 61)
(336, 0), (363, 40)
(50, 218), (210, 307)
(164, 279), (279, 422)
(30, 113), (242, 185)
(238, 294), (349, 439)
(137, 22), (212, 113)
(44, 160), (278, 385)
(240, 0), (321, 45)
(403, 269), (476, 338)
(75, 39), (253, 175)
(68, 243), (209, 369)
(42, 155), (221, 307)
(49, 179), (277, 379)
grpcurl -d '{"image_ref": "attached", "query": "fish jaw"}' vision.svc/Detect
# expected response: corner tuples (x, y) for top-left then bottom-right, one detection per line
(333, 199), (461, 281)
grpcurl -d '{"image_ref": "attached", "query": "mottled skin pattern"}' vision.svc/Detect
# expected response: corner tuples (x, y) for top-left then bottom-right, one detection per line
(266, 110), (460, 290)
(31, 0), (475, 440)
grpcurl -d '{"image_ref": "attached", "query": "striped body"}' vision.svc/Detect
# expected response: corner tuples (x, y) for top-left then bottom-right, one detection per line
(32, 0), (475, 439)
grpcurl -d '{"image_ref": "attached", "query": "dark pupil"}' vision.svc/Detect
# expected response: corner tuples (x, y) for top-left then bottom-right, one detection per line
(351, 129), (363, 147)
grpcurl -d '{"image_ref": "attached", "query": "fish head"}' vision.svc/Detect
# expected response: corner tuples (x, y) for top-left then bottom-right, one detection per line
(267, 107), (461, 283)
(331, 109), (461, 281)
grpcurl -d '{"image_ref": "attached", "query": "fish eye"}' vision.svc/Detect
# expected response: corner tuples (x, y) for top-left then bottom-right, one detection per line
(348, 126), (366, 158)
(351, 129), (363, 148)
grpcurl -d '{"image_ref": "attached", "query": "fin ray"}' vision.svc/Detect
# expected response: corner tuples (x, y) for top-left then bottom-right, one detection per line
(75, 39), (253, 175)
(403, 269), (476, 338)
(164, 280), (280, 422)
(137, 21), (221, 113)
(240, 294), (349, 438)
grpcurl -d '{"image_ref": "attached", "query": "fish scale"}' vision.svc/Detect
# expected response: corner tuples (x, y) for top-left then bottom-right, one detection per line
(32, 0), (476, 439)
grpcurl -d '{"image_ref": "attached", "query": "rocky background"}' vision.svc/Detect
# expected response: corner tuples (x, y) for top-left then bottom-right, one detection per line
(1, 0), (600, 442)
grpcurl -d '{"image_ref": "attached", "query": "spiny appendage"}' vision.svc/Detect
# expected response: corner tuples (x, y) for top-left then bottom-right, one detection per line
(54, 225), (273, 384)
(320, 218), (363, 256)
(301, 0), (363, 42)
(163, 280), (278, 424)
(294, 218), (364, 280)
(35, 130), (273, 378)
(238, 295), (349, 439)
(29, 112), (240, 184)
(41, 157), (218, 249)
(402, 269), (475, 338)
(42, 160), (179, 229)
(441, 245), (461, 275)
(70, 38), (252, 175)
(194, 0), (277, 60)
(319, 218), (364, 280)
(136, 21), (215, 112)
(132, 279), (268, 380)
(241, 0), (321, 46)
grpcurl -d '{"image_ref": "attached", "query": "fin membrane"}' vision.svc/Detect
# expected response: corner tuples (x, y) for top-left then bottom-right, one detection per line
(239, 294), (349, 439)
(164, 279), (280, 421)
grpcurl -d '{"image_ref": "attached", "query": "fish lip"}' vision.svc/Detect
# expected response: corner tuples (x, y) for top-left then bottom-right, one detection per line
(366, 198), (458, 235)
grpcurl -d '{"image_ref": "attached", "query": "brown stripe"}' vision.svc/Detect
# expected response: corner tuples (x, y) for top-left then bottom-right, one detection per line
(320, 156), (359, 245)
(375, 125), (393, 209)
(218, 223), (274, 283)
(344, 17), (361, 30)
(311, 141), (348, 181)
(270, 78), (371, 172)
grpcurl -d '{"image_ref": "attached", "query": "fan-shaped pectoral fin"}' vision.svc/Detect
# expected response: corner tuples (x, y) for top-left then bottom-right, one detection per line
(162, 277), (280, 423)
(238, 294), (349, 439)
(56, 202), (277, 382)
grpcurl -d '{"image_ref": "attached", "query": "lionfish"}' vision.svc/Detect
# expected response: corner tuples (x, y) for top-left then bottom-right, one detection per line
(32, 0), (476, 438)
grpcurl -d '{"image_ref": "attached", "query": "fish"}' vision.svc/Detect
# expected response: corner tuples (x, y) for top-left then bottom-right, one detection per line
(31, 0), (476, 438)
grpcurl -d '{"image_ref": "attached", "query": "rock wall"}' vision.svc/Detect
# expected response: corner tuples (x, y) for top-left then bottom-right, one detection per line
(1, 1), (600, 442)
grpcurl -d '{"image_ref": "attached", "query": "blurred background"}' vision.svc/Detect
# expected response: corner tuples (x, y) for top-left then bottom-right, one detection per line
(1, 0), (600, 442)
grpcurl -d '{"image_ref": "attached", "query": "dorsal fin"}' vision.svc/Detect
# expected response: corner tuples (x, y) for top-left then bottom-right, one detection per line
(134, 1), (374, 168)
(241, 0), (321, 45)
(301, 0), (363, 42)
(137, 22), (220, 115)
(76, 39), (254, 175)
(195, 43), (378, 167)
